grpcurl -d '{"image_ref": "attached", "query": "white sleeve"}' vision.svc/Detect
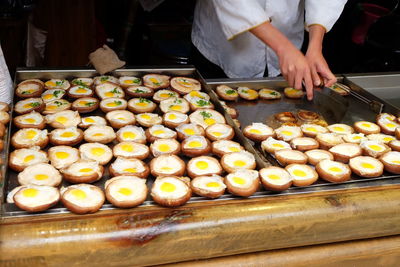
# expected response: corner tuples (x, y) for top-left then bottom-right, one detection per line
(0, 44), (13, 104)
(211, 0), (270, 40)
(305, 0), (347, 32)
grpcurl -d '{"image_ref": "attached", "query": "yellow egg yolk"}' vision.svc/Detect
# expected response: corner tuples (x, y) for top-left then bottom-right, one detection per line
(35, 174), (48, 180)
(384, 137), (395, 142)
(122, 132), (136, 139)
(233, 160), (246, 167)
(268, 174), (281, 180)
(24, 118), (36, 124)
(161, 166), (172, 171)
(328, 167), (342, 173)
(153, 130), (165, 136)
(136, 102), (148, 107)
(105, 92), (114, 97)
(23, 188), (38, 198)
(385, 123), (396, 128)
(71, 189), (87, 200)
(78, 101), (88, 106)
(124, 79), (134, 84)
(305, 127), (317, 132)
(23, 103), (34, 109)
(189, 91), (201, 97)
(158, 144), (171, 152)
(85, 118), (95, 123)
(232, 177), (246, 185)
(178, 79), (192, 86)
(369, 144), (383, 151)
(183, 128), (195, 135)
(93, 133), (104, 137)
(91, 147), (105, 156)
(23, 155), (35, 163)
(160, 93), (170, 98)
(168, 114), (177, 120)
(160, 182), (176, 192)
(353, 136), (362, 140)
(79, 168), (93, 173)
(75, 88), (88, 94)
(43, 94), (53, 100)
(60, 132), (75, 138)
(149, 78), (159, 84)
(118, 187), (132, 196)
(46, 105), (57, 111)
(123, 168), (137, 173)
(25, 130), (37, 139)
(121, 144), (134, 152)
(212, 132), (223, 137)
(206, 182), (220, 188)
(361, 162), (375, 169)
(391, 160), (400, 164)
(333, 126), (344, 132)
(106, 102), (119, 107)
(117, 117), (126, 121)
(196, 161), (209, 170)
(55, 151), (69, 159)
(204, 118), (216, 126)
(249, 129), (262, 134)
(140, 114), (151, 120)
(170, 105), (182, 111)
(45, 81), (56, 87)
(229, 146), (240, 152)
(281, 131), (293, 136)
(55, 116), (68, 124)
(361, 123), (371, 128)
(293, 169), (307, 177)
(272, 143), (284, 148)
(188, 141), (202, 148)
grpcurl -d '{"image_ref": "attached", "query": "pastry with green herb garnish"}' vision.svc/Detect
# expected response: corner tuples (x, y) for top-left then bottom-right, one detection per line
(71, 97), (99, 113)
(95, 82), (125, 99)
(238, 87), (259, 100)
(259, 88), (281, 100)
(100, 97), (127, 113)
(216, 85), (238, 101)
(153, 89), (178, 103)
(44, 79), (70, 90)
(126, 85), (154, 98)
(160, 97), (190, 114)
(16, 80), (44, 98)
(71, 78), (93, 88)
(189, 108), (226, 129)
(170, 77), (201, 95)
(68, 85), (94, 98)
(14, 98), (45, 114)
(94, 75), (119, 86)
(143, 74), (170, 89)
(128, 97), (157, 114)
(119, 76), (142, 88)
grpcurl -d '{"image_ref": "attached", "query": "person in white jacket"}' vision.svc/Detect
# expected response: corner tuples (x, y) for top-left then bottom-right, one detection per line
(0, 44), (13, 104)
(191, 0), (348, 100)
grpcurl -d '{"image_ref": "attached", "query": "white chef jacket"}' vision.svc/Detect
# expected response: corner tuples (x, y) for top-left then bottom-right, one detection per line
(192, 0), (347, 78)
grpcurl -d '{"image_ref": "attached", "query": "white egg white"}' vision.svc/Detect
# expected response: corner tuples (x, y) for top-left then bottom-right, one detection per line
(152, 177), (188, 199)
(18, 163), (62, 186)
(226, 169), (259, 188)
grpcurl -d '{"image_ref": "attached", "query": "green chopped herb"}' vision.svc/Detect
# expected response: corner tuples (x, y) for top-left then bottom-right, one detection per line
(226, 89), (236, 95)
(133, 78), (141, 84)
(270, 91), (278, 96)
(85, 102), (95, 107)
(139, 97), (150, 103)
(134, 89), (145, 93)
(153, 81), (161, 86)
(167, 92), (176, 97)
(111, 88), (121, 94)
(241, 89), (248, 94)
(114, 100), (122, 105)
(200, 111), (212, 119)
(54, 101), (63, 106)
(30, 102), (41, 107)
(196, 99), (210, 107)
(72, 80), (89, 88)
(53, 90), (62, 98)
(55, 80), (65, 87)
(21, 91), (31, 95)
(100, 76), (109, 82)
(174, 98), (183, 104)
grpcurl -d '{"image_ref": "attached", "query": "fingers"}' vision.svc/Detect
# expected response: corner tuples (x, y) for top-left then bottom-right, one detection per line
(303, 70), (313, 100)
(310, 66), (321, 87)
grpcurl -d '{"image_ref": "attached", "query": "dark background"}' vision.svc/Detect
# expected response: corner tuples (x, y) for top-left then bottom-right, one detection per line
(1, 0), (399, 78)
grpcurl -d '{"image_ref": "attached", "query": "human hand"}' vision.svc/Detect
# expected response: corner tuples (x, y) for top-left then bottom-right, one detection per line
(277, 43), (314, 100)
(305, 49), (336, 88)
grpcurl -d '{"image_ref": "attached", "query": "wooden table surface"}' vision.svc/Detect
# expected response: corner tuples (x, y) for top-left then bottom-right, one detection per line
(2, 183), (400, 266)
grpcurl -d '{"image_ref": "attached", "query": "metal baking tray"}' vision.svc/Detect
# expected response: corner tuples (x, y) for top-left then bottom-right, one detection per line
(2, 66), (270, 218)
(206, 76), (400, 186)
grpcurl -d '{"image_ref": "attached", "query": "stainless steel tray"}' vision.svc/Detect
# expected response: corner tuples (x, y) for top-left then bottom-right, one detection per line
(2, 66), (268, 218)
(206, 76), (400, 186)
